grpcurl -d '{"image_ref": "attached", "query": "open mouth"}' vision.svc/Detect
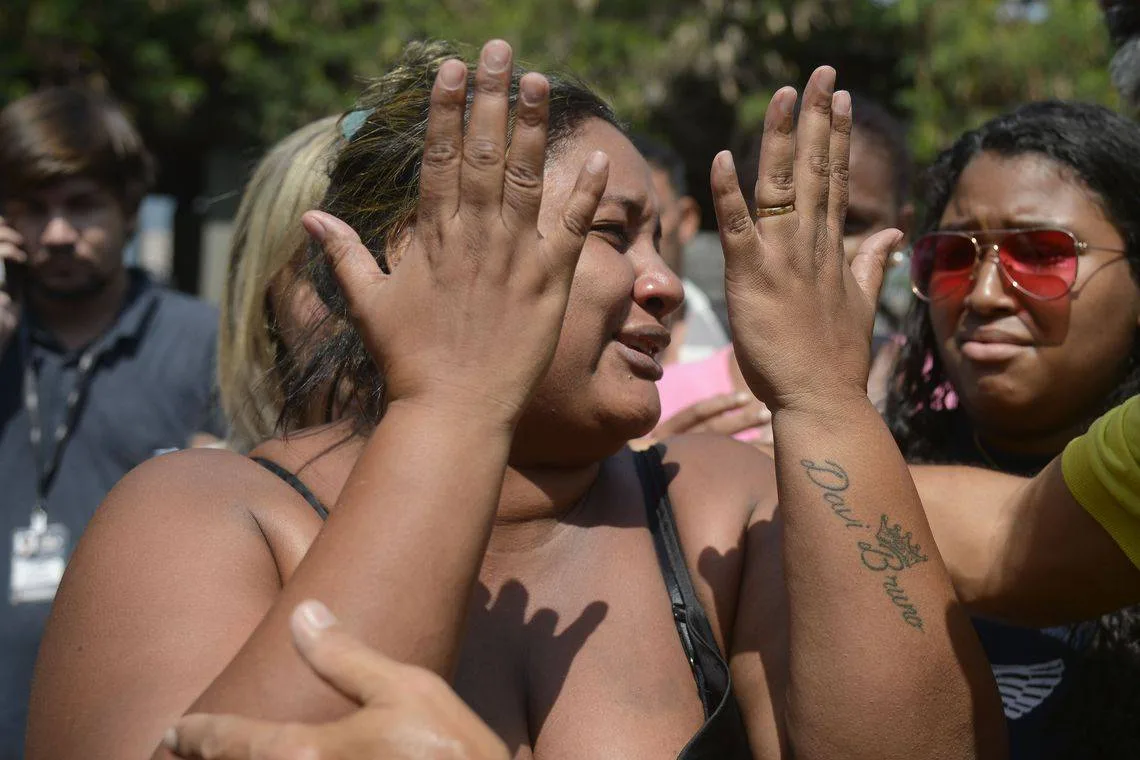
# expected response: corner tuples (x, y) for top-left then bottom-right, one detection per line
(615, 335), (664, 361)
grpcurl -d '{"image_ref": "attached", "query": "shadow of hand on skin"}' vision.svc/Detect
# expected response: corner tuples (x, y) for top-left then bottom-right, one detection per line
(696, 515), (791, 750)
(468, 580), (608, 751)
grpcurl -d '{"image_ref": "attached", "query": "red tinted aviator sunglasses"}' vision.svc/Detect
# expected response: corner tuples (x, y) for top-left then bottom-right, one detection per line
(909, 228), (1126, 302)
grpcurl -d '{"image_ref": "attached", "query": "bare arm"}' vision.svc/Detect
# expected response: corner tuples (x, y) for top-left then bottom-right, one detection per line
(712, 70), (1006, 759)
(914, 460), (1140, 626)
(28, 42), (609, 760)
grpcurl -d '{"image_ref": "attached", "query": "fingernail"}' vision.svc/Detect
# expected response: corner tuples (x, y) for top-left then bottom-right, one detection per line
(717, 150), (735, 173)
(483, 40), (510, 73)
(439, 59), (466, 90)
(586, 150), (608, 174)
(833, 90), (851, 115)
(817, 66), (836, 94)
(297, 600), (336, 634)
(520, 74), (546, 106)
(734, 392), (751, 405)
(162, 727), (178, 749)
(777, 87), (796, 117)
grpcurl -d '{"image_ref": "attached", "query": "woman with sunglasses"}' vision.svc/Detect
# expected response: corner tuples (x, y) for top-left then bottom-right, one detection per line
(888, 100), (1140, 759)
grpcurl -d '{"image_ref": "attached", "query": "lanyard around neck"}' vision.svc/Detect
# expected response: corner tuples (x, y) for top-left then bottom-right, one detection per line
(20, 322), (104, 519)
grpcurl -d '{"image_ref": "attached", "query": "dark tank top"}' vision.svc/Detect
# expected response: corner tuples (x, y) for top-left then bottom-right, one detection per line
(252, 446), (753, 758)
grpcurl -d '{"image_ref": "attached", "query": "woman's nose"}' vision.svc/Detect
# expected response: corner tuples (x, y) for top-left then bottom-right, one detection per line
(963, 245), (1018, 315)
(633, 257), (684, 321)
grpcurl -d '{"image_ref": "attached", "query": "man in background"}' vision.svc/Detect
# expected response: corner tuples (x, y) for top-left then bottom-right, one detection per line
(0, 87), (223, 757)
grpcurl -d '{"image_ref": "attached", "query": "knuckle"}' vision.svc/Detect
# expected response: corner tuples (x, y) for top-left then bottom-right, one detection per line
(267, 724), (317, 760)
(515, 105), (546, 128)
(422, 139), (462, 170)
(829, 163), (850, 185)
(807, 151), (830, 179)
(463, 137), (503, 169)
(475, 73), (509, 95)
(806, 98), (832, 116)
(559, 206), (592, 241)
(723, 209), (755, 238)
(411, 665), (449, 695)
(503, 162), (543, 193)
(767, 168), (795, 193)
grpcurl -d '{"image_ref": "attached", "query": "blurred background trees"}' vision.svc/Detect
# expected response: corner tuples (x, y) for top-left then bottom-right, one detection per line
(0, 0), (1119, 292)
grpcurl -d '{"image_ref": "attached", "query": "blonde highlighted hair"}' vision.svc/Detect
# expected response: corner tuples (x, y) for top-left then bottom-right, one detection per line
(218, 116), (342, 451)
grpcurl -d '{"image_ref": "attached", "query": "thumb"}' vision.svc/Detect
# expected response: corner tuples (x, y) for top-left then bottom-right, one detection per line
(301, 210), (385, 310)
(849, 228), (903, 306)
(710, 151), (763, 284)
(290, 600), (408, 706)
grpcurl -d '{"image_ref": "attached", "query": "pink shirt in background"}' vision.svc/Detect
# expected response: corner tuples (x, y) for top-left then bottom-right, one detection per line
(656, 346), (763, 441)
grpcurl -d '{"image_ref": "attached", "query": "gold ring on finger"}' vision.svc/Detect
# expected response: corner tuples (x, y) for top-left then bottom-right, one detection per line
(753, 203), (795, 220)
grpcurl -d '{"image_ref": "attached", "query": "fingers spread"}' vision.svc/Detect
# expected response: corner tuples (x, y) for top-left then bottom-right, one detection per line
(418, 59), (469, 224)
(541, 150), (609, 288)
(166, 715), (315, 760)
(849, 228), (904, 306)
(500, 72), (550, 233)
(711, 151), (762, 283)
(290, 600), (407, 706)
(752, 87), (797, 216)
(792, 67), (836, 235)
(460, 40), (514, 214)
(823, 90), (853, 266)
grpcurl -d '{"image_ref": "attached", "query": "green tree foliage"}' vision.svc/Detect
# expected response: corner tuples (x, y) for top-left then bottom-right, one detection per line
(0, 0), (1120, 178)
(888, 0), (1117, 161)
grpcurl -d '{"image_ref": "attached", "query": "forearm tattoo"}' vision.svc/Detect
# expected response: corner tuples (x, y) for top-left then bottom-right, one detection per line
(800, 459), (928, 632)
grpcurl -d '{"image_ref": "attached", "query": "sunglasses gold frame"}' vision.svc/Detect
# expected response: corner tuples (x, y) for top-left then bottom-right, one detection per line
(909, 227), (1126, 302)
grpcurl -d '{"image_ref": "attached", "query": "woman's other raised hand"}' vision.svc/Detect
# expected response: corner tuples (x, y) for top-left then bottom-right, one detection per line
(711, 67), (903, 415)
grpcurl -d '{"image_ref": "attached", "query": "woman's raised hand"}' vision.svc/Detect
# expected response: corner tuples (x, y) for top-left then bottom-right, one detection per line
(711, 67), (903, 414)
(303, 39), (609, 428)
(163, 601), (509, 760)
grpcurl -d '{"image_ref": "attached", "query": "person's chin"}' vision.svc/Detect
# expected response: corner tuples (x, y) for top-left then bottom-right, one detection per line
(598, 391), (660, 440)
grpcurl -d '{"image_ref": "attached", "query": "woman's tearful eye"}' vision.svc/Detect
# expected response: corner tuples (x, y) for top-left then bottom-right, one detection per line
(591, 223), (632, 252)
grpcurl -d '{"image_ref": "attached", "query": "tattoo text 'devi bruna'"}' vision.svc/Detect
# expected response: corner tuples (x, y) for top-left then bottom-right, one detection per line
(800, 459), (928, 632)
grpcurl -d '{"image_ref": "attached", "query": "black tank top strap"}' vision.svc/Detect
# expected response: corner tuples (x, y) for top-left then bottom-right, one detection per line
(251, 456), (329, 520)
(633, 446), (753, 759)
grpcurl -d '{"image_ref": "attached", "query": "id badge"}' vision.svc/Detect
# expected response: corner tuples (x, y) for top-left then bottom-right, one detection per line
(10, 514), (69, 604)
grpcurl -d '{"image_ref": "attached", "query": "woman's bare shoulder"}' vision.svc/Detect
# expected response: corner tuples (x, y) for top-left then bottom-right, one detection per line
(92, 447), (286, 528)
(657, 433), (778, 526)
(28, 447), (307, 760)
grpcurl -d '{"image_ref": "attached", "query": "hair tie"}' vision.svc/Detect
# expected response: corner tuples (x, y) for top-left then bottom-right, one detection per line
(340, 108), (375, 140)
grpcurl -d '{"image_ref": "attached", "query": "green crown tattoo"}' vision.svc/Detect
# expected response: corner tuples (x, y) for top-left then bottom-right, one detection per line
(874, 515), (928, 569)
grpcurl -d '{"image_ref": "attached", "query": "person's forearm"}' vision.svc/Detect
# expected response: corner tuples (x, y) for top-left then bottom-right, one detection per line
(773, 397), (1006, 760)
(945, 459), (1140, 626)
(180, 401), (512, 723)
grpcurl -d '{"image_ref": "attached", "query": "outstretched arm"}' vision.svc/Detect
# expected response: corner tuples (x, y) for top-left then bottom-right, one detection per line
(715, 70), (1006, 760)
(913, 396), (1140, 626)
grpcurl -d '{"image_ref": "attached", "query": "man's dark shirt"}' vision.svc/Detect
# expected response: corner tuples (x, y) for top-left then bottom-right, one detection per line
(0, 270), (223, 758)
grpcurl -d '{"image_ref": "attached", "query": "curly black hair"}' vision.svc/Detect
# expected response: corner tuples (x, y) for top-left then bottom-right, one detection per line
(886, 101), (1140, 465)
